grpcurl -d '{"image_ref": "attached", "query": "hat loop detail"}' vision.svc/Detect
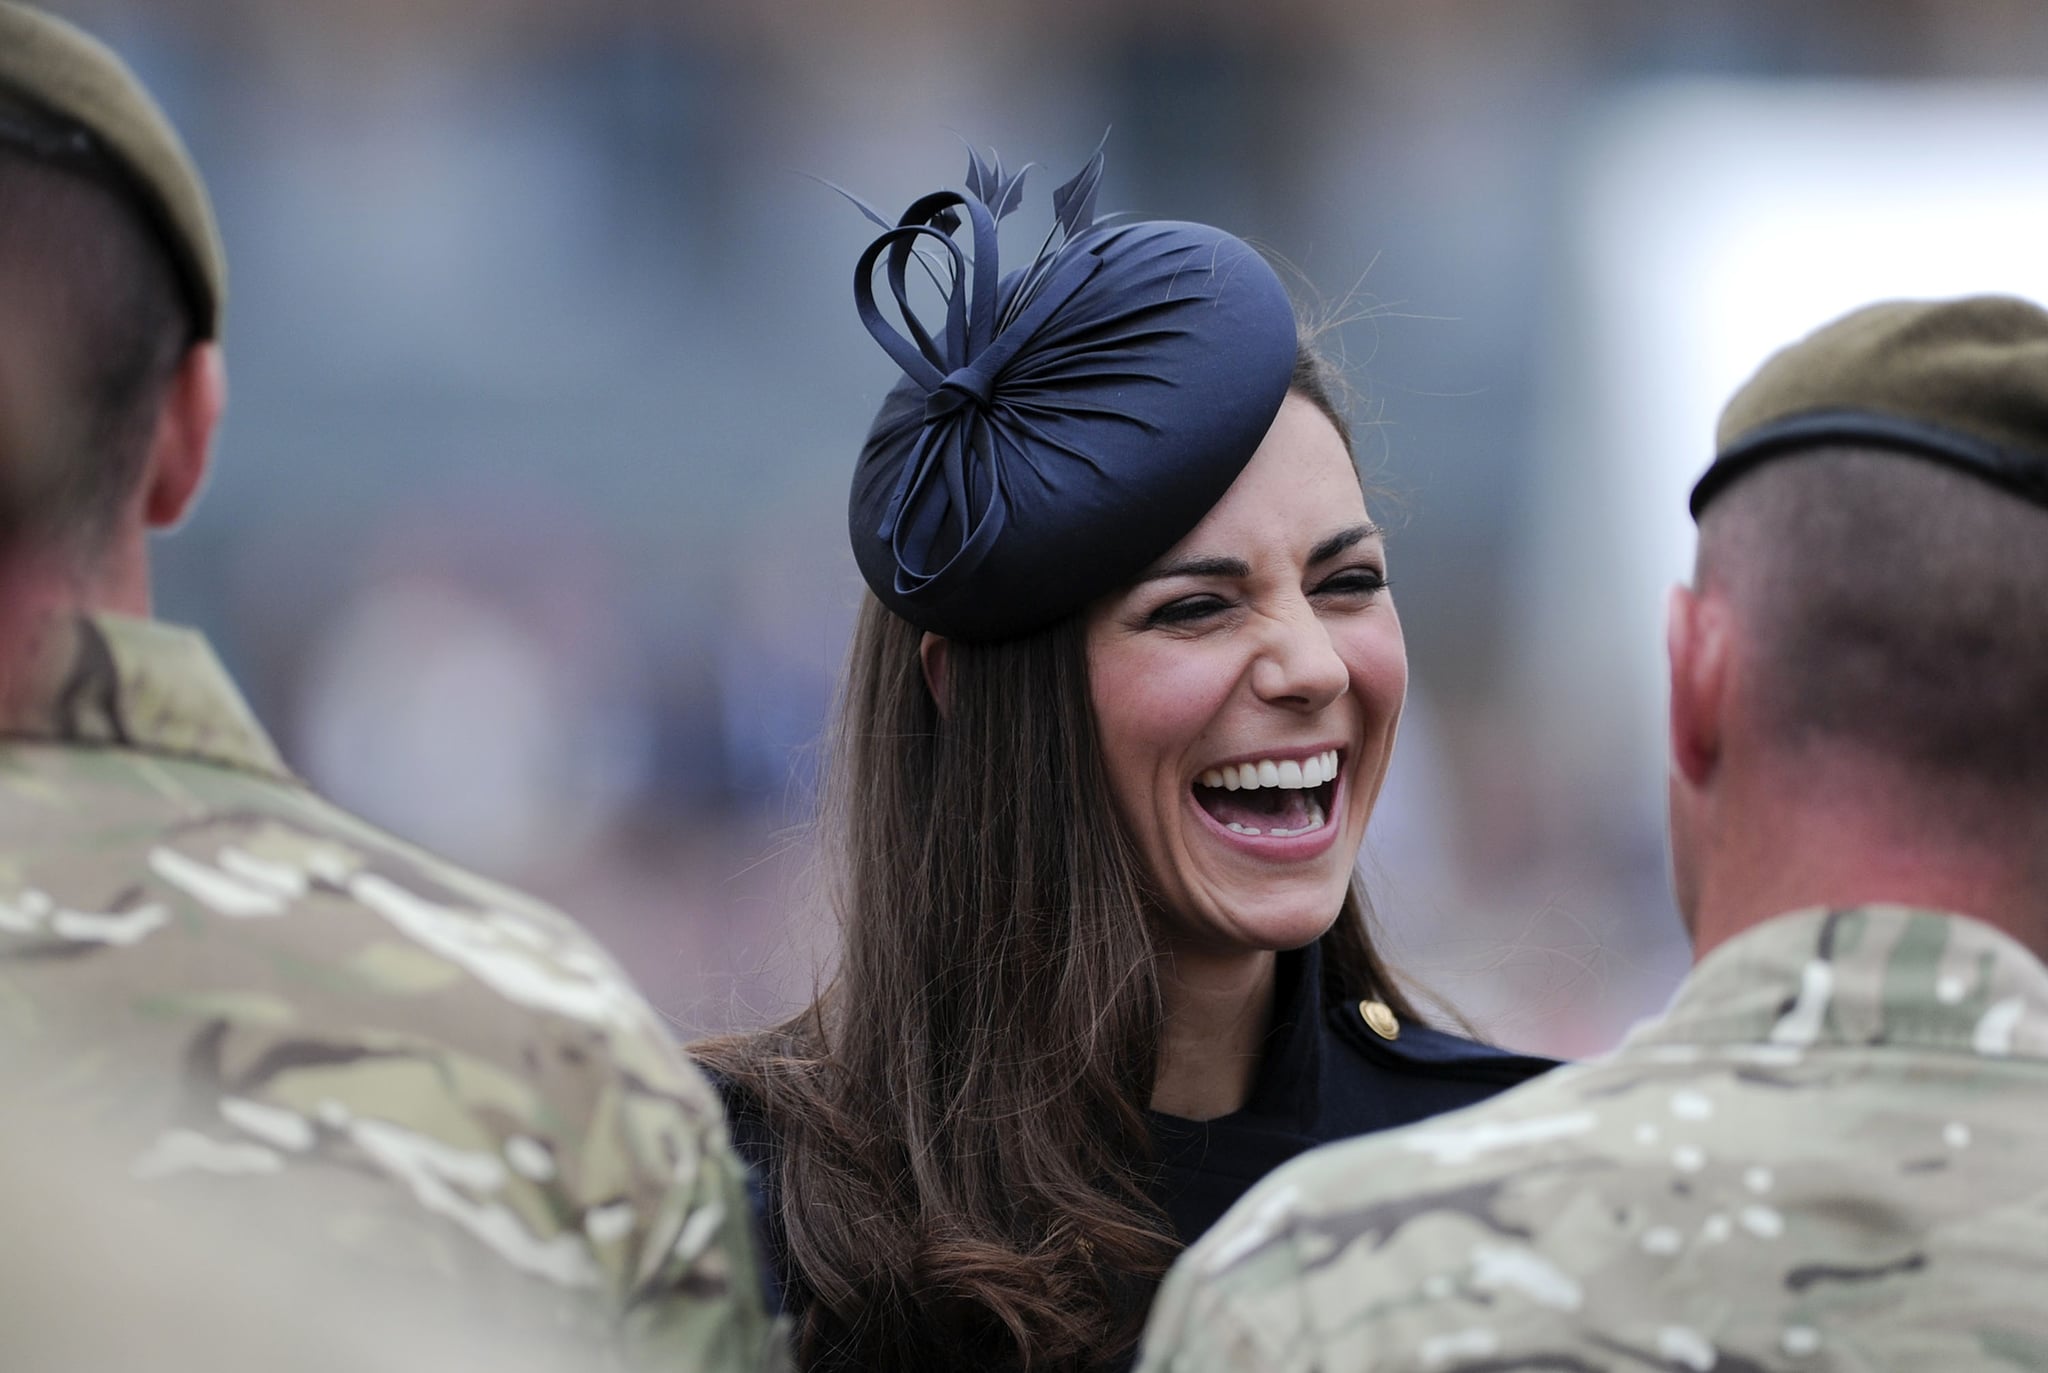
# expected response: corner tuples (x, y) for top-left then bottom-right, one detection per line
(926, 364), (997, 421)
(851, 148), (1108, 595)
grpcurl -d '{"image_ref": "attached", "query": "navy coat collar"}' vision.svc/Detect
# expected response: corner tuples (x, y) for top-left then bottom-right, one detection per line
(1146, 938), (1556, 1246)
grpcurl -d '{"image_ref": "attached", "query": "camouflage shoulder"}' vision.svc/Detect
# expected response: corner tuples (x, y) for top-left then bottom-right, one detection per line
(3, 756), (778, 1366)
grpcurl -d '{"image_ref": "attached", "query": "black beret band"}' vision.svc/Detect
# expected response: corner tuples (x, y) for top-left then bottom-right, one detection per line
(1692, 407), (2048, 516)
(1694, 295), (2048, 520)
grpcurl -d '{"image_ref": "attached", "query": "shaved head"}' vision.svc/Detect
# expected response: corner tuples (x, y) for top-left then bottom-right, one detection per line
(0, 94), (193, 564)
(1697, 449), (2048, 808)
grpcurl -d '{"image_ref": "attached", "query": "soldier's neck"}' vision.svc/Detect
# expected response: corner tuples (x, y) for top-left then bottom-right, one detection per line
(0, 530), (149, 708)
(1688, 758), (2048, 964)
(79, 522), (153, 619)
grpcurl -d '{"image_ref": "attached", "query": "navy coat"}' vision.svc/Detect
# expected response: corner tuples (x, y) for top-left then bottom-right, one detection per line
(710, 941), (1557, 1362)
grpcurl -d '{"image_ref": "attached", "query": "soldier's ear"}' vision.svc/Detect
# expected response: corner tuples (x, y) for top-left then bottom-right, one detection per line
(919, 632), (952, 718)
(1667, 581), (1728, 788)
(141, 342), (224, 530)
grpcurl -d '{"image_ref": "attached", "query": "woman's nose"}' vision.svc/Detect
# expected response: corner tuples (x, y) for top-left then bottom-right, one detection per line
(1250, 602), (1349, 710)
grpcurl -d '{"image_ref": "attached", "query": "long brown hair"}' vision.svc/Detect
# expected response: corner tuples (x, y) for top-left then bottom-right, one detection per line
(695, 339), (1418, 1371)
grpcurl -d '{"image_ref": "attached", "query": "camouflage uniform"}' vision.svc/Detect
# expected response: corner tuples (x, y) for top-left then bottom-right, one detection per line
(0, 1084), (639, 1373)
(0, 613), (785, 1372)
(1137, 904), (2048, 1372)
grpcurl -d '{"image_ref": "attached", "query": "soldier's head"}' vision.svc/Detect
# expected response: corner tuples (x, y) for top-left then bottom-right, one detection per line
(1667, 296), (2048, 940)
(0, 2), (225, 616)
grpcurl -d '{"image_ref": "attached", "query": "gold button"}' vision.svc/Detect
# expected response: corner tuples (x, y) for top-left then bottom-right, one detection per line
(1359, 999), (1400, 1041)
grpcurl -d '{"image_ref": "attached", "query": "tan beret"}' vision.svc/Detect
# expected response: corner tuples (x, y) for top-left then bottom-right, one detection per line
(1692, 295), (2048, 517)
(0, 1), (224, 337)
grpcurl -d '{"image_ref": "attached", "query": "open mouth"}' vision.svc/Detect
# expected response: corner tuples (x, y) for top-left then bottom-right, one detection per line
(1192, 749), (1341, 839)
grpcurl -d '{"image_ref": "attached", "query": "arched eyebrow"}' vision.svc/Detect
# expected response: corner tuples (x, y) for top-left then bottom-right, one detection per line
(1309, 523), (1381, 567)
(1139, 555), (1250, 583)
(1137, 523), (1383, 584)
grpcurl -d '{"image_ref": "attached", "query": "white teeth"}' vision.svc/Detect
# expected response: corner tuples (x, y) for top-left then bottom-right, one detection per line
(1197, 751), (1344, 792)
(1225, 822), (1263, 836)
(1265, 798), (1328, 839)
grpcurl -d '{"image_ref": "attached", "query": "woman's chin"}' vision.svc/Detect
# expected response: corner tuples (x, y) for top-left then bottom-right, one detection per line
(1162, 884), (1351, 959)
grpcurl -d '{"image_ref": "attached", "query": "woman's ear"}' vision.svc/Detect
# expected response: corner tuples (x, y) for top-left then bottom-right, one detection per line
(919, 632), (952, 717)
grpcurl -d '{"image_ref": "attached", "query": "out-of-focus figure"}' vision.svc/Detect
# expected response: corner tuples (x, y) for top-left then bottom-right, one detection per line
(0, 7), (782, 1369)
(0, 1074), (591, 1373)
(1137, 296), (2048, 1372)
(0, 344), (51, 693)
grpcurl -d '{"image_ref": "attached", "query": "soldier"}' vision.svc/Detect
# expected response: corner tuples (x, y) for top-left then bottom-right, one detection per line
(1135, 295), (2048, 1372)
(0, 7), (782, 1370)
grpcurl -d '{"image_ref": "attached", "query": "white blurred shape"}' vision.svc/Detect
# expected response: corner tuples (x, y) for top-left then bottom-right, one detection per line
(299, 579), (585, 873)
(1528, 80), (2048, 821)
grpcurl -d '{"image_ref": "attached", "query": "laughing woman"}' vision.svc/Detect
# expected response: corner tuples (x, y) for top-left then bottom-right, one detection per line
(693, 148), (1554, 1373)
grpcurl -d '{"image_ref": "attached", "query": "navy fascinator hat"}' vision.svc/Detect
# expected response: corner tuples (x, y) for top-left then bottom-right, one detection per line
(845, 144), (1299, 641)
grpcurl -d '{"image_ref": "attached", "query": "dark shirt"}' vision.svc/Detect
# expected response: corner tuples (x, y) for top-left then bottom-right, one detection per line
(710, 941), (1557, 1359)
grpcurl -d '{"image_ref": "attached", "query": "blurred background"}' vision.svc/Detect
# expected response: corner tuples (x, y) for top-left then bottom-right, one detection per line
(45, 0), (2048, 1057)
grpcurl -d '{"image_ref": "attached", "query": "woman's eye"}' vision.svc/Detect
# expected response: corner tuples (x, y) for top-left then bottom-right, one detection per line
(1144, 595), (1230, 628)
(1313, 567), (1389, 598)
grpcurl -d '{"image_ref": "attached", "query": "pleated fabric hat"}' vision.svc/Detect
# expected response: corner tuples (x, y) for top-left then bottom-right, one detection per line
(845, 145), (1299, 641)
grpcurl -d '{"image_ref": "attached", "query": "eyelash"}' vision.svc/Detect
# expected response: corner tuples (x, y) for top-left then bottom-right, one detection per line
(1141, 568), (1390, 629)
(1317, 568), (1389, 598)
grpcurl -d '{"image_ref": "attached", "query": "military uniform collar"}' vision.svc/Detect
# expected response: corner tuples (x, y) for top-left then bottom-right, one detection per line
(1, 612), (293, 783)
(1628, 905), (2048, 1062)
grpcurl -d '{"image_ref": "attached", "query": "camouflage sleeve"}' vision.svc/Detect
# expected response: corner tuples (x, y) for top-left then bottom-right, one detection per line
(1136, 1205), (1319, 1373)
(1134, 1077), (1668, 1373)
(620, 1094), (790, 1372)
(1138, 1185), (1606, 1373)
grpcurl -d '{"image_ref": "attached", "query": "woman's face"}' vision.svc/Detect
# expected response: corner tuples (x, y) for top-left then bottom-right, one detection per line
(1084, 394), (1406, 958)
